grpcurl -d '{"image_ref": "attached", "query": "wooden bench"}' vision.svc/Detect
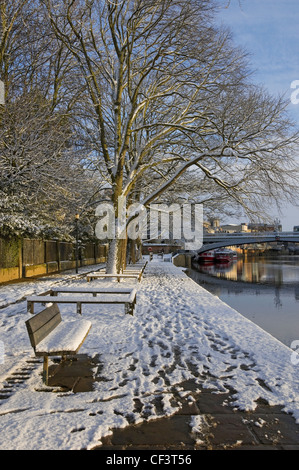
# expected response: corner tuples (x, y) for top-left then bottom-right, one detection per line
(52, 286), (137, 315)
(25, 304), (91, 385)
(50, 286), (135, 296)
(26, 287), (137, 315)
(126, 261), (147, 271)
(86, 261), (147, 283)
(86, 272), (143, 282)
(122, 268), (145, 274)
(123, 262), (147, 275)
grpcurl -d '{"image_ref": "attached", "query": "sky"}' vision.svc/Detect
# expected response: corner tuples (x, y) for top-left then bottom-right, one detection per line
(215, 0), (299, 230)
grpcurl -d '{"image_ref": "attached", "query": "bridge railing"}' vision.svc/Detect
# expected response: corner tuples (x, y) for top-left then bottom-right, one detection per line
(203, 231), (295, 238)
(203, 232), (299, 242)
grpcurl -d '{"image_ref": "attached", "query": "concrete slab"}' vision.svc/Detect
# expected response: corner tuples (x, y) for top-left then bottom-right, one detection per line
(93, 380), (299, 450)
(47, 354), (99, 392)
(44, 351), (299, 451)
(102, 415), (195, 448)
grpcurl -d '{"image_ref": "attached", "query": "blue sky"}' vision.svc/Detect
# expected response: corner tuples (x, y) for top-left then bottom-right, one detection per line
(215, 0), (299, 230)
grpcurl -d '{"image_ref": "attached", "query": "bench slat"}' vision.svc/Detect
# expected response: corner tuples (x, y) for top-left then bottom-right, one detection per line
(27, 288), (137, 315)
(51, 287), (134, 294)
(86, 273), (142, 282)
(87, 273), (140, 277)
(25, 304), (62, 349)
(27, 295), (134, 303)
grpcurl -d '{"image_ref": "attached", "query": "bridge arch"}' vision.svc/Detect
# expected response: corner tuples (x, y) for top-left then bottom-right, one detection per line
(196, 233), (299, 254)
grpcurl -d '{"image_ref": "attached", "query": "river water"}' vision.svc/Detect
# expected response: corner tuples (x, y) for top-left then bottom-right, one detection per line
(187, 255), (299, 348)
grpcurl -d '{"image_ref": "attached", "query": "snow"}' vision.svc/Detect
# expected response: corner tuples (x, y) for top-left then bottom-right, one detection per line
(0, 258), (299, 450)
(35, 319), (91, 354)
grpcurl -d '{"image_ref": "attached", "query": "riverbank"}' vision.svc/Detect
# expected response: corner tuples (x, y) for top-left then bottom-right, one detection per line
(0, 259), (299, 450)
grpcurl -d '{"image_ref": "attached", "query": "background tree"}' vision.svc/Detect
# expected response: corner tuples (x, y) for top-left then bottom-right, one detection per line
(0, 0), (100, 239)
(44, 0), (299, 271)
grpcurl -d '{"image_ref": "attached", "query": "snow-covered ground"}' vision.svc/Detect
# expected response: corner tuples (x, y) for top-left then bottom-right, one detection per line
(0, 258), (299, 450)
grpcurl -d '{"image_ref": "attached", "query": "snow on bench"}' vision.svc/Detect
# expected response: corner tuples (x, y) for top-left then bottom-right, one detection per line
(27, 287), (137, 315)
(25, 304), (91, 385)
(123, 261), (147, 272)
(87, 261), (147, 282)
(50, 286), (135, 296)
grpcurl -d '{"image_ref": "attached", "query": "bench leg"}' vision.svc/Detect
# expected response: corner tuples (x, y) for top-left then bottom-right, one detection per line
(125, 302), (134, 316)
(28, 301), (34, 314)
(43, 356), (49, 385)
(77, 302), (82, 315)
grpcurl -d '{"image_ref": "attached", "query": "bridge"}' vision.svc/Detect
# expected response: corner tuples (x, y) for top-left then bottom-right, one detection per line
(196, 232), (299, 254)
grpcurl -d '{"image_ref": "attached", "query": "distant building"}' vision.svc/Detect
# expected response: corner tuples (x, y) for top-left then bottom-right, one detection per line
(248, 223), (282, 232)
(203, 220), (282, 234)
(203, 220), (249, 233)
(219, 223), (249, 233)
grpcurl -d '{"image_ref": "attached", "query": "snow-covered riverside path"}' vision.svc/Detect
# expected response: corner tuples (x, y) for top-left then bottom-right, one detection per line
(0, 259), (299, 450)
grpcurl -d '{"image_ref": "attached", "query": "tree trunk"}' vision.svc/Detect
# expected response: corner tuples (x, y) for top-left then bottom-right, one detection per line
(119, 237), (127, 272)
(106, 238), (120, 274)
(106, 236), (128, 274)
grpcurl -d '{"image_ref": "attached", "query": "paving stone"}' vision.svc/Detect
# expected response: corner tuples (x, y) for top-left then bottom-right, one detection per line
(42, 353), (299, 450)
(196, 391), (234, 414)
(73, 377), (95, 393)
(248, 413), (299, 446)
(230, 445), (283, 450)
(48, 354), (96, 391)
(205, 413), (259, 448)
(175, 400), (200, 415)
(106, 415), (195, 447)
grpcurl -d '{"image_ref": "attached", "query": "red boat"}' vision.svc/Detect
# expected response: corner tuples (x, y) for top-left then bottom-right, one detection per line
(214, 249), (235, 263)
(196, 250), (215, 263)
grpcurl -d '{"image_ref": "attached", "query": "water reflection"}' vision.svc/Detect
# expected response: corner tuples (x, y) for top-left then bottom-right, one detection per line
(192, 255), (299, 286)
(188, 255), (299, 347)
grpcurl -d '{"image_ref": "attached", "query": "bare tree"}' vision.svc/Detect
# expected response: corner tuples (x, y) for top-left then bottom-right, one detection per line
(42, 0), (299, 269)
(155, 82), (299, 220)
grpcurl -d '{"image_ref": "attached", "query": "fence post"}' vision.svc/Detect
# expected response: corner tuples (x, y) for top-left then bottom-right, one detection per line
(21, 239), (25, 278)
(18, 238), (23, 279)
(44, 240), (47, 273)
(56, 240), (61, 272)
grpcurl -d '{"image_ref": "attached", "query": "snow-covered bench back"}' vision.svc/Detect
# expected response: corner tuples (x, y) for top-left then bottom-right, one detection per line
(25, 304), (91, 385)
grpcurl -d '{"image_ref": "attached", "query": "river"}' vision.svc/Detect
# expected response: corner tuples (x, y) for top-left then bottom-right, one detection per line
(187, 255), (299, 348)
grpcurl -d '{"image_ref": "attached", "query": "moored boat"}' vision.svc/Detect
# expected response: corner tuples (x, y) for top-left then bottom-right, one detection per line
(195, 250), (215, 263)
(214, 248), (236, 263)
